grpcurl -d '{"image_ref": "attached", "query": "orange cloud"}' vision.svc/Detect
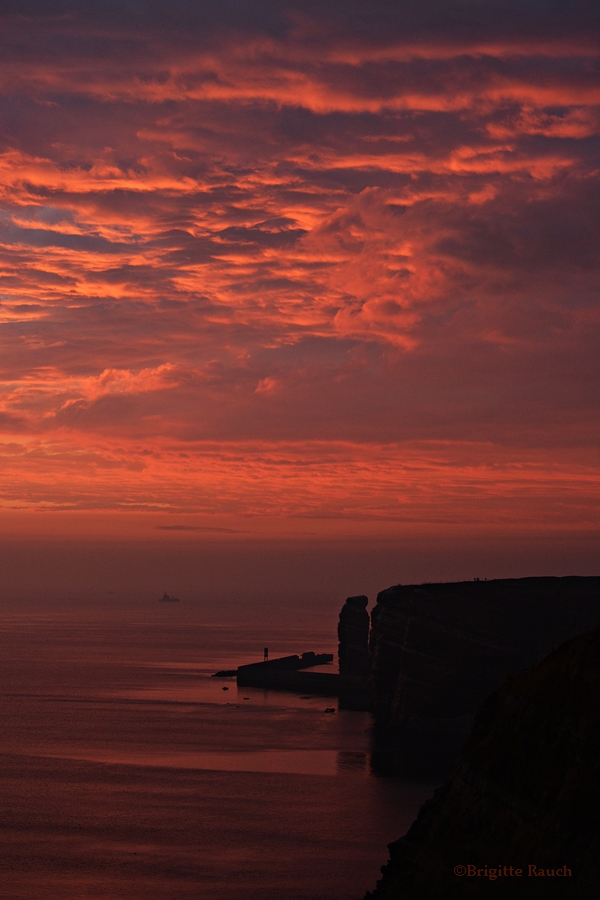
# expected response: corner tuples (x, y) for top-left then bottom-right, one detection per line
(0, 2), (598, 544)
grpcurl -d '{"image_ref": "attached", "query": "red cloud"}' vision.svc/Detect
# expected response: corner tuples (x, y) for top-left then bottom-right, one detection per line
(0, 2), (598, 541)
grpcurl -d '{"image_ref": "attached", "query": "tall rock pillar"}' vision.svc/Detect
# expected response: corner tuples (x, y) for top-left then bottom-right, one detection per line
(338, 595), (371, 710)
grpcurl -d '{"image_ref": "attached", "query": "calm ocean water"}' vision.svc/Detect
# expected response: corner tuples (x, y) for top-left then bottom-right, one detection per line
(0, 610), (434, 900)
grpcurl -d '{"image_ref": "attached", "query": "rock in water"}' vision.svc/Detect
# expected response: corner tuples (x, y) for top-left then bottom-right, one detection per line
(366, 626), (600, 898)
(338, 594), (371, 710)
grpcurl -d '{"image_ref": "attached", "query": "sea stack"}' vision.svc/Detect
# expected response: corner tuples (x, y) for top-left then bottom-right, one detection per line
(338, 594), (371, 710)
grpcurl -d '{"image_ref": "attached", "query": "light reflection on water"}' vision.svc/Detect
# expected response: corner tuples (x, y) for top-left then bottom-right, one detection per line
(44, 748), (369, 776)
(107, 672), (339, 709)
(0, 613), (435, 900)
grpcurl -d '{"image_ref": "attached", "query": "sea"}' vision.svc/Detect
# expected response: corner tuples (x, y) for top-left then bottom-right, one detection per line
(0, 607), (435, 900)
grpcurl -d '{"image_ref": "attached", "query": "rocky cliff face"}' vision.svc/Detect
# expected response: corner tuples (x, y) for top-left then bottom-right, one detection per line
(365, 625), (600, 898)
(368, 577), (600, 778)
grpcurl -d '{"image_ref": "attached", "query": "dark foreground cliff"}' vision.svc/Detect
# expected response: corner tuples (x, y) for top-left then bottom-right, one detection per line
(366, 626), (600, 899)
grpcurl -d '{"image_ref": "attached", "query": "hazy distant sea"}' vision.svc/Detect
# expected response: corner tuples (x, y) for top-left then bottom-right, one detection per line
(0, 610), (433, 900)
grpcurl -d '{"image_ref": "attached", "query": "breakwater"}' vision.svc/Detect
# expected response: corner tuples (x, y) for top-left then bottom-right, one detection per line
(214, 651), (338, 695)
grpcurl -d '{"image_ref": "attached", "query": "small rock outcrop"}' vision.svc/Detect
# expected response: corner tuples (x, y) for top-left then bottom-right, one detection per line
(368, 577), (600, 778)
(338, 595), (371, 710)
(366, 625), (600, 898)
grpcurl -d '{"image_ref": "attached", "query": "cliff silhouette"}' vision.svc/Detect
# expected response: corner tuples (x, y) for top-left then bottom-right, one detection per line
(365, 625), (600, 898)
(363, 576), (600, 778)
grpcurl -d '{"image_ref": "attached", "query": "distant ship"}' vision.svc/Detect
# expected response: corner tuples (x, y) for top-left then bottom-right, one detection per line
(158, 592), (180, 603)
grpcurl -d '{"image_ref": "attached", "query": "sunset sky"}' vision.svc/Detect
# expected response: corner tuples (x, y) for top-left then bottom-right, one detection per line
(1, 1), (599, 601)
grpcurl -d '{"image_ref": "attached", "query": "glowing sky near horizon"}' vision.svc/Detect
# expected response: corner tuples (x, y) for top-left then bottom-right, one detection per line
(0, 0), (599, 542)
